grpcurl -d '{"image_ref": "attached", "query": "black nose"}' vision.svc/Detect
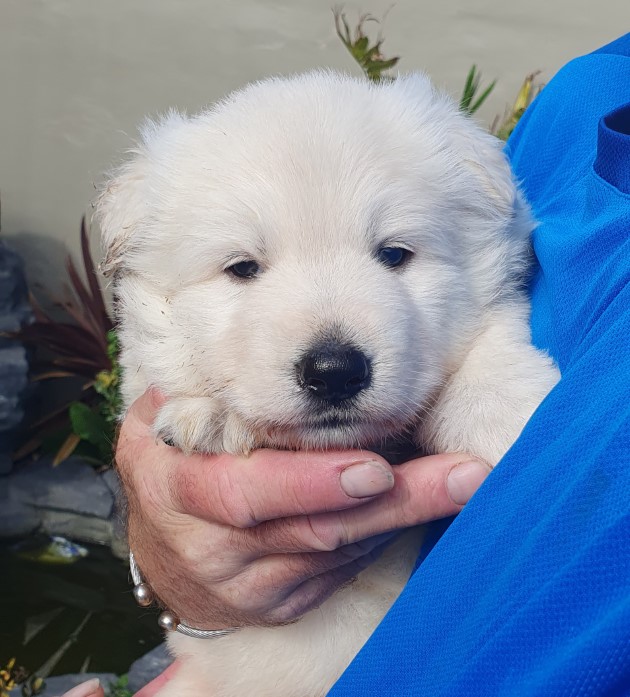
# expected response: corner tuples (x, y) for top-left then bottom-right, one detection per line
(297, 344), (371, 402)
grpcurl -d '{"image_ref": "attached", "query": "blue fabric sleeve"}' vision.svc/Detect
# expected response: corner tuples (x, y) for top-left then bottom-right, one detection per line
(329, 34), (630, 696)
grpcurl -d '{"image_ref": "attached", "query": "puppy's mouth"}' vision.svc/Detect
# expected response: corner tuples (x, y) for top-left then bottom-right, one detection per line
(301, 403), (373, 435)
(307, 414), (358, 429)
(262, 408), (420, 463)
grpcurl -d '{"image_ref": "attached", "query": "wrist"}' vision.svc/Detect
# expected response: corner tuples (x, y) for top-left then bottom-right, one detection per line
(129, 550), (242, 639)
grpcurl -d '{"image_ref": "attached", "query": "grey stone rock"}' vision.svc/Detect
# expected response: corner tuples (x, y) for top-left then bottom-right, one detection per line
(110, 531), (129, 560)
(127, 643), (173, 693)
(9, 457), (114, 519)
(0, 345), (29, 386)
(100, 468), (121, 497)
(0, 492), (41, 537)
(0, 346), (29, 430)
(0, 243), (31, 321)
(0, 312), (28, 334)
(40, 509), (113, 546)
(0, 242), (29, 298)
(101, 468), (129, 558)
(0, 244), (32, 442)
(0, 453), (13, 474)
(10, 673), (118, 697)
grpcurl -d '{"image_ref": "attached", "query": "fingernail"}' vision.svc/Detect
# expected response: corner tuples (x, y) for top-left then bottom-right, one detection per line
(340, 461), (395, 498)
(63, 678), (101, 697)
(447, 460), (491, 505)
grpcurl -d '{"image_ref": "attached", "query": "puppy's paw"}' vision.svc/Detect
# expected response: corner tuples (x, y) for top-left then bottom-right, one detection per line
(154, 397), (226, 455)
(154, 397), (256, 455)
(418, 303), (560, 466)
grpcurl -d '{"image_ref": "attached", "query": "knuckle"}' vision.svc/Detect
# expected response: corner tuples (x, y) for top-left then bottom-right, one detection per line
(303, 516), (349, 552)
(214, 465), (258, 528)
(243, 520), (289, 555)
(167, 457), (252, 527)
(343, 537), (375, 560)
(326, 538), (380, 570)
(229, 508), (258, 529)
(219, 572), (270, 615)
(395, 492), (419, 528)
(394, 468), (442, 527)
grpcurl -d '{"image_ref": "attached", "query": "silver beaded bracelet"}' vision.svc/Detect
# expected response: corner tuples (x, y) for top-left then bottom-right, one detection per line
(129, 551), (241, 639)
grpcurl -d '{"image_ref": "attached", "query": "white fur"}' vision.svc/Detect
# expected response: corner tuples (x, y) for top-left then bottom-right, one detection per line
(97, 71), (559, 696)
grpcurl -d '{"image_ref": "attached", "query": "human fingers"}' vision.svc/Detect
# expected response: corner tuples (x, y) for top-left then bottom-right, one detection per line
(115, 415), (398, 626)
(120, 448), (485, 627)
(61, 678), (105, 697)
(115, 388), (170, 512)
(218, 454), (488, 622)
(222, 532), (399, 612)
(240, 453), (490, 554)
(261, 539), (396, 624)
(120, 388), (167, 434)
(193, 535), (397, 625)
(167, 453), (486, 623)
(117, 395), (397, 526)
(168, 448), (397, 525)
(172, 452), (488, 560)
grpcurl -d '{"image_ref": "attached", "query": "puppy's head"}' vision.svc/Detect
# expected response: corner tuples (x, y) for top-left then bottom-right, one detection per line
(97, 71), (532, 451)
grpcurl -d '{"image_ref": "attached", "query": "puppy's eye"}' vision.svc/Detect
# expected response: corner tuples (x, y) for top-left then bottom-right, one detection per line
(377, 247), (413, 269)
(226, 260), (261, 279)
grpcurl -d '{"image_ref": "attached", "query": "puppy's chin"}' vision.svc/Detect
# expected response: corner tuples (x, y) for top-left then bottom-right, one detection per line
(260, 417), (420, 463)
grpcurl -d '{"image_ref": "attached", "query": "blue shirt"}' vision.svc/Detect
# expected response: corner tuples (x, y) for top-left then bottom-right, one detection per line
(330, 34), (630, 696)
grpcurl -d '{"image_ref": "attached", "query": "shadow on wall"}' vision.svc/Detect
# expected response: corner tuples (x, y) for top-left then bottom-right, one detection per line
(7, 229), (110, 308)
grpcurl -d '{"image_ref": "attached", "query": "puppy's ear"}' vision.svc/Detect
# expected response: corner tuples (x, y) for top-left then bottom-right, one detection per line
(397, 73), (517, 219)
(95, 152), (149, 278)
(449, 115), (517, 219)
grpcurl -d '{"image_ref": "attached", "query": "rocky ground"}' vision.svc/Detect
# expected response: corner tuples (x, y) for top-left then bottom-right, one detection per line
(8, 643), (172, 696)
(1, 456), (127, 557)
(2, 457), (175, 696)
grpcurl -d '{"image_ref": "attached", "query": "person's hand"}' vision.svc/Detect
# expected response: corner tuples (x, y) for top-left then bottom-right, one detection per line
(61, 678), (105, 697)
(116, 390), (490, 628)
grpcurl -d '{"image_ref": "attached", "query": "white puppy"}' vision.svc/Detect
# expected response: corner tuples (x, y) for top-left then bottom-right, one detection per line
(97, 71), (558, 697)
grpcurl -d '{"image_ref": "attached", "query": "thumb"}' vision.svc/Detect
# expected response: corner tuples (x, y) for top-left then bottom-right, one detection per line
(122, 388), (167, 431)
(61, 678), (105, 697)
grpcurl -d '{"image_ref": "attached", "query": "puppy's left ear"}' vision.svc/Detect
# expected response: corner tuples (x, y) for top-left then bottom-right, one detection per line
(94, 150), (149, 278)
(397, 73), (517, 218)
(449, 114), (517, 219)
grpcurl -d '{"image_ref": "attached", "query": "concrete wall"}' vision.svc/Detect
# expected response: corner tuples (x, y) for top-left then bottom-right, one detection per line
(0, 0), (626, 295)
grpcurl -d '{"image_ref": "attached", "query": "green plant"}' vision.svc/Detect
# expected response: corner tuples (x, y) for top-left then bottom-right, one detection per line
(0, 658), (44, 697)
(334, 9), (399, 82)
(107, 675), (133, 697)
(65, 329), (121, 463)
(491, 71), (542, 140)
(335, 7), (540, 138)
(12, 218), (120, 466)
(459, 65), (496, 116)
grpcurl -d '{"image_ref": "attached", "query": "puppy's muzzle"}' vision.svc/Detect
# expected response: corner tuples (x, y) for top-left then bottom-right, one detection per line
(297, 342), (371, 403)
